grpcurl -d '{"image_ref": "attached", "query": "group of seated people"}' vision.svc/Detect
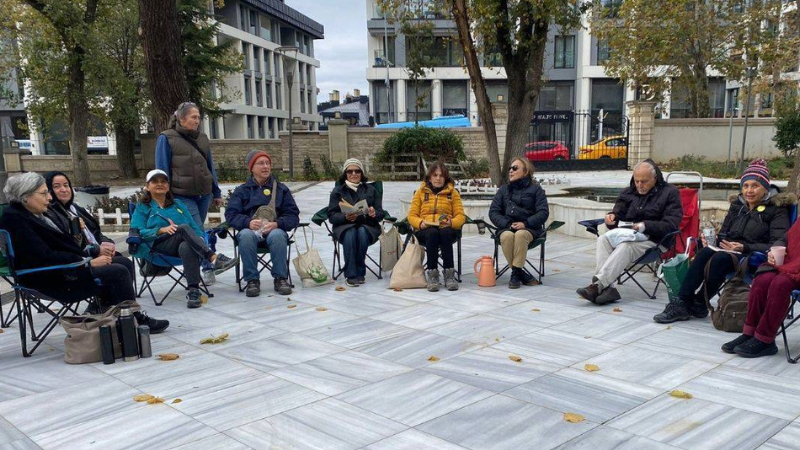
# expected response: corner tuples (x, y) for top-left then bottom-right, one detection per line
(0, 152), (796, 360)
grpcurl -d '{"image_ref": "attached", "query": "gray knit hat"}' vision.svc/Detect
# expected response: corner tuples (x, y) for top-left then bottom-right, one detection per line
(342, 158), (364, 174)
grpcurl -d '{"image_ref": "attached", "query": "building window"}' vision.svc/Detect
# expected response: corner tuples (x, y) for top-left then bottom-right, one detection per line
(244, 75), (252, 105)
(308, 92), (313, 114)
(597, 39), (610, 65)
(258, 116), (265, 138)
(275, 82), (282, 109)
(264, 50), (271, 75)
(249, 10), (258, 35)
(300, 89), (306, 113)
(266, 82), (273, 108)
(601, 0), (623, 18)
(242, 43), (250, 70)
(554, 36), (575, 69)
(374, 81), (394, 124)
(247, 115), (254, 138)
(591, 79), (625, 138)
(274, 53), (281, 78)
(269, 117), (276, 138)
(537, 81), (574, 111)
(253, 47), (261, 72)
(442, 81), (468, 117)
(255, 79), (263, 107)
(210, 119), (218, 139)
(260, 16), (272, 41)
(670, 78), (725, 118)
(406, 80), (432, 122)
(239, 4), (247, 30)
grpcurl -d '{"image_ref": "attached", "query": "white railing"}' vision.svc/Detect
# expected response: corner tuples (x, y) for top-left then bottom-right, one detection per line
(96, 207), (228, 227)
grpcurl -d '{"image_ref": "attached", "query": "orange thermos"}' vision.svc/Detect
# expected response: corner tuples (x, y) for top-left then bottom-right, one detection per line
(474, 255), (496, 287)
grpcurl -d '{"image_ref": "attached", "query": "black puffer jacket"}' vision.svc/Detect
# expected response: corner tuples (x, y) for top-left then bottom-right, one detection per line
(717, 187), (793, 254)
(327, 182), (385, 243)
(489, 177), (549, 237)
(609, 160), (682, 243)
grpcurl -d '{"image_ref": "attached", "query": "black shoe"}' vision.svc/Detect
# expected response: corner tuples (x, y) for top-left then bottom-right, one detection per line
(213, 254), (238, 275)
(691, 302), (709, 319)
(734, 337), (778, 358)
(509, 270), (521, 289)
(186, 288), (202, 309)
(595, 287), (621, 305)
(722, 334), (752, 354)
(357, 276), (366, 284)
(245, 279), (261, 297)
(134, 311), (170, 334)
(274, 277), (292, 295)
(577, 284), (600, 303)
(653, 303), (691, 324)
(346, 277), (359, 287)
(517, 268), (538, 286)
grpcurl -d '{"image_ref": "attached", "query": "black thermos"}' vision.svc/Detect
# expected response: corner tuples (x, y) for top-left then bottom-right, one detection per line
(118, 307), (139, 362)
(138, 325), (152, 358)
(99, 325), (115, 365)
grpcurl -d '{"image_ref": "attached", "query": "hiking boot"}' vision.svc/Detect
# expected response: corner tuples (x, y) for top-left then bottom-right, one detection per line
(274, 277), (292, 295)
(357, 276), (366, 284)
(576, 283), (600, 303)
(346, 277), (359, 287)
(691, 302), (709, 319)
(213, 254), (238, 275)
(186, 288), (203, 309)
(595, 287), (621, 305)
(734, 336), (778, 358)
(426, 269), (441, 292)
(245, 279), (261, 298)
(202, 269), (216, 286)
(653, 303), (691, 324)
(509, 270), (521, 289)
(517, 268), (538, 286)
(134, 311), (170, 334)
(722, 334), (752, 354)
(444, 268), (459, 291)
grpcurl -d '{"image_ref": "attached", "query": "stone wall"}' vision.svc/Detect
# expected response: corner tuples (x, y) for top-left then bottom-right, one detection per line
(17, 155), (145, 181)
(653, 118), (779, 162)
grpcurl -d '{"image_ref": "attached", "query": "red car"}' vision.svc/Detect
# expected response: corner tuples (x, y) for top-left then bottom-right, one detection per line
(524, 141), (570, 161)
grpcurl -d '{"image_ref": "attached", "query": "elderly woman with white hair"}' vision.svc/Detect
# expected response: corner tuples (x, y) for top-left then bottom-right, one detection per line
(326, 158), (385, 286)
(0, 172), (168, 333)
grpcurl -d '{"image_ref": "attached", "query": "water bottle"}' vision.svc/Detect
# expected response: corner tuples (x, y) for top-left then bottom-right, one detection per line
(702, 216), (716, 247)
(138, 325), (152, 359)
(117, 308), (139, 362)
(99, 325), (115, 365)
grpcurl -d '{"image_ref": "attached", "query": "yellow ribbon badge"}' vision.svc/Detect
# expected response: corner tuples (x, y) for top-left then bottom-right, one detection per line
(757, 205), (765, 212)
(263, 188), (271, 196)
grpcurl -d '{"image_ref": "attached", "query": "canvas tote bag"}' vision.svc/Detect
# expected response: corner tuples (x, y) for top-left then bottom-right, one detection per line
(379, 223), (403, 272)
(60, 300), (140, 364)
(292, 226), (334, 287)
(389, 235), (427, 289)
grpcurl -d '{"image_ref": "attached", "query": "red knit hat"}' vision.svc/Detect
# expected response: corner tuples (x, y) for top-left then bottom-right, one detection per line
(247, 150), (272, 172)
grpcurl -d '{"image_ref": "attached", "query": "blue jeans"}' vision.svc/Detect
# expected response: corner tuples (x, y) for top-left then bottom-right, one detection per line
(237, 228), (289, 281)
(175, 194), (213, 270)
(341, 226), (371, 279)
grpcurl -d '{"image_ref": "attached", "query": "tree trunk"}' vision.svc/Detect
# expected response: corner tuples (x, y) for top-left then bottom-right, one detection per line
(450, 0), (502, 185)
(789, 163), (800, 195)
(68, 56), (91, 187)
(114, 123), (139, 179)
(138, 0), (189, 133)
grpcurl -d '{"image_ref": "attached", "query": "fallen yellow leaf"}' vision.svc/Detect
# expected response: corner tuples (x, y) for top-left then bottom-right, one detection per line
(509, 355), (523, 363)
(146, 397), (165, 404)
(563, 413), (585, 423)
(392, 287), (403, 292)
(316, 307), (328, 311)
(199, 333), (229, 345)
(531, 308), (541, 312)
(494, 338), (500, 343)
(584, 364), (600, 372)
(201, 295), (208, 304)
(287, 304), (297, 309)
(428, 355), (440, 362)
(669, 390), (693, 399)
(666, 325), (672, 330)
(335, 286), (346, 291)
(0, 329), (4, 334)
(612, 307), (622, 312)
(172, 398), (183, 404)
(133, 394), (154, 402)
(157, 353), (180, 361)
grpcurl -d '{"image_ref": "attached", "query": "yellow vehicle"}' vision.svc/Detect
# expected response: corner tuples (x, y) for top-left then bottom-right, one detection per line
(577, 135), (627, 160)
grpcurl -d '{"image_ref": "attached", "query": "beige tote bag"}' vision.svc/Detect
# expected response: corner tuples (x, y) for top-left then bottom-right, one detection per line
(389, 235), (427, 289)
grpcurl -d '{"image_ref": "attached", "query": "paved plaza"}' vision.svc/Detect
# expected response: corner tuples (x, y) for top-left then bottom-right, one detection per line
(1, 181), (800, 450)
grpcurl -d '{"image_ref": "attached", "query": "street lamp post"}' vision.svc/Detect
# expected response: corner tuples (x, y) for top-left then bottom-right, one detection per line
(277, 46), (299, 179)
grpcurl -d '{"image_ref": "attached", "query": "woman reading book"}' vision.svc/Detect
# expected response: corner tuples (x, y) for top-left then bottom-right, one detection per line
(327, 158), (385, 287)
(408, 161), (466, 292)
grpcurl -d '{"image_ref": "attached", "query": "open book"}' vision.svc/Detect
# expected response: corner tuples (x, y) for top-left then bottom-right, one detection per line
(339, 199), (369, 215)
(706, 244), (742, 255)
(618, 221), (635, 228)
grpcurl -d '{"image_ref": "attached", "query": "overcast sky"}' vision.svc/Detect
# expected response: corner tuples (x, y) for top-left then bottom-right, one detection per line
(285, 0), (370, 104)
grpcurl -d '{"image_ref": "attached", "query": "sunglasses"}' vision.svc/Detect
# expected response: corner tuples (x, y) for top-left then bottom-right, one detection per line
(346, 169), (362, 175)
(509, 165), (520, 172)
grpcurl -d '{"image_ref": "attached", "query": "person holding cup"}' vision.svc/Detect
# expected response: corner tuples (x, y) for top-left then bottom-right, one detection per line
(721, 220), (800, 358)
(654, 159), (792, 324)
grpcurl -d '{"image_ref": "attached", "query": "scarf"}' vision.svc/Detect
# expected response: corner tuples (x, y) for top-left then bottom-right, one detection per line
(777, 220), (800, 281)
(175, 124), (200, 140)
(345, 180), (360, 192)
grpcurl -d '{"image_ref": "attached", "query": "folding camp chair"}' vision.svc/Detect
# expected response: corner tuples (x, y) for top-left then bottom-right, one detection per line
(473, 220), (565, 284)
(227, 222), (309, 291)
(311, 181), (395, 280)
(665, 172), (702, 257)
(615, 230), (681, 299)
(127, 202), (215, 306)
(781, 291), (800, 364)
(0, 229), (100, 357)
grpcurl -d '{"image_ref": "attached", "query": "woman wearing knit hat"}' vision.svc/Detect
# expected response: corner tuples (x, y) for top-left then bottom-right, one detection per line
(654, 158), (793, 325)
(326, 158), (385, 286)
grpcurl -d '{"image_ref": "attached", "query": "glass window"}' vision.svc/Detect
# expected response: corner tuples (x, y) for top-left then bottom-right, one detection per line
(442, 81), (468, 116)
(276, 83), (282, 109)
(537, 82), (574, 110)
(591, 79), (625, 137)
(374, 82), (394, 124)
(258, 117), (265, 138)
(242, 43), (250, 70)
(406, 81), (432, 122)
(247, 115), (254, 138)
(264, 50), (271, 75)
(266, 82), (273, 108)
(239, 5), (247, 30)
(255, 79), (263, 107)
(554, 35), (575, 69)
(244, 75), (252, 105)
(486, 81), (508, 103)
(300, 89), (306, 113)
(601, 0), (623, 17)
(597, 39), (610, 65)
(253, 47), (260, 72)
(260, 16), (272, 41)
(249, 10), (258, 35)
(210, 119), (218, 139)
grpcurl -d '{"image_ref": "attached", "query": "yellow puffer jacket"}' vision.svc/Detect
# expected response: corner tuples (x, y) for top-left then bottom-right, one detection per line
(408, 181), (466, 231)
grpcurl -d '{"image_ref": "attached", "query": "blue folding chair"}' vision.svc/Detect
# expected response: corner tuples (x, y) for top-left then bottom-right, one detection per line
(0, 229), (100, 357)
(126, 202), (216, 306)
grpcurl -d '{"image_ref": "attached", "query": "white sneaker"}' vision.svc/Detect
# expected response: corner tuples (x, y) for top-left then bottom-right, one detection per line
(202, 270), (216, 285)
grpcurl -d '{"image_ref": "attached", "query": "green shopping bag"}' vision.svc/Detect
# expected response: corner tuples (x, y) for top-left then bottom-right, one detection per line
(659, 238), (693, 303)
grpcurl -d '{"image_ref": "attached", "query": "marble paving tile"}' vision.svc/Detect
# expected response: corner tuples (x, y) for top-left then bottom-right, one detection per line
(90, 338), (206, 377)
(428, 293), (522, 313)
(164, 373), (327, 431)
(417, 394), (597, 450)
(422, 347), (559, 392)
(216, 333), (345, 371)
(337, 370), (492, 427)
(575, 345), (717, 390)
(493, 329), (620, 367)
(0, 438), (42, 450)
(30, 402), (217, 450)
(227, 398), (406, 450)
(0, 379), (139, 437)
(248, 302), (359, 332)
(0, 418), (25, 446)
(427, 315), (540, 345)
(167, 320), (286, 350)
(487, 301), (595, 328)
(723, 351), (800, 380)
(321, 296), (417, 317)
(552, 312), (666, 344)
(0, 356), (109, 402)
(301, 318), (414, 349)
(505, 368), (662, 423)
(598, 300), (667, 322)
(205, 295), (302, 317)
(355, 329), (481, 368)
(152, 307), (243, 332)
(271, 350), (413, 396)
(113, 351), (245, 387)
(554, 426), (683, 450)
(676, 366), (800, 421)
(372, 304), (474, 330)
(758, 422), (800, 450)
(632, 327), (737, 364)
(166, 433), (253, 450)
(362, 429), (469, 450)
(608, 394), (788, 450)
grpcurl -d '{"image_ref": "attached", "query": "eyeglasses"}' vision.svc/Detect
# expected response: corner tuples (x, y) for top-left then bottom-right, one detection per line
(346, 169), (362, 175)
(254, 161), (271, 168)
(34, 190), (49, 198)
(509, 165), (520, 172)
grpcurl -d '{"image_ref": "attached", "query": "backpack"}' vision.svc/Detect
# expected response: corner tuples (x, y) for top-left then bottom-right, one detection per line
(704, 252), (749, 332)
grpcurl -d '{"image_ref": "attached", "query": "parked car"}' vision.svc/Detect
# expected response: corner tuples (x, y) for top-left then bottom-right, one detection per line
(524, 141), (570, 161)
(578, 135), (627, 159)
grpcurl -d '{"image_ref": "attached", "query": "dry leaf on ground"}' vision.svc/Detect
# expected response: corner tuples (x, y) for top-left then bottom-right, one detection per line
(146, 397), (165, 404)
(335, 286), (346, 291)
(584, 364), (600, 372)
(509, 355), (523, 363)
(612, 307), (622, 312)
(172, 399), (183, 404)
(157, 353), (180, 361)
(133, 394), (154, 402)
(428, 355), (440, 362)
(201, 295), (208, 304)
(531, 308), (540, 312)
(392, 287), (403, 292)
(563, 413), (585, 423)
(666, 325), (672, 330)
(0, 329), (4, 334)
(287, 304), (297, 309)
(316, 307), (328, 311)
(199, 333), (229, 345)
(669, 390), (693, 399)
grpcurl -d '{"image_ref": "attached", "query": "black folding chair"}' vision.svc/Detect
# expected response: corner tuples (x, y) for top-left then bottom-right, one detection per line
(0, 229), (100, 357)
(781, 290), (800, 364)
(615, 230), (680, 299)
(227, 222), (309, 291)
(474, 220), (565, 284)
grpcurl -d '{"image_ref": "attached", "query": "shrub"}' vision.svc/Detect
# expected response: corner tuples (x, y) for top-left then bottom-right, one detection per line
(774, 89), (800, 158)
(376, 126), (466, 163)
(321, 155), (339, 179)
(462, 158), (490, 179)
(216, 155), (249, 182)
(660, 155), (791, 180)
(302, 155), (320, 180)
